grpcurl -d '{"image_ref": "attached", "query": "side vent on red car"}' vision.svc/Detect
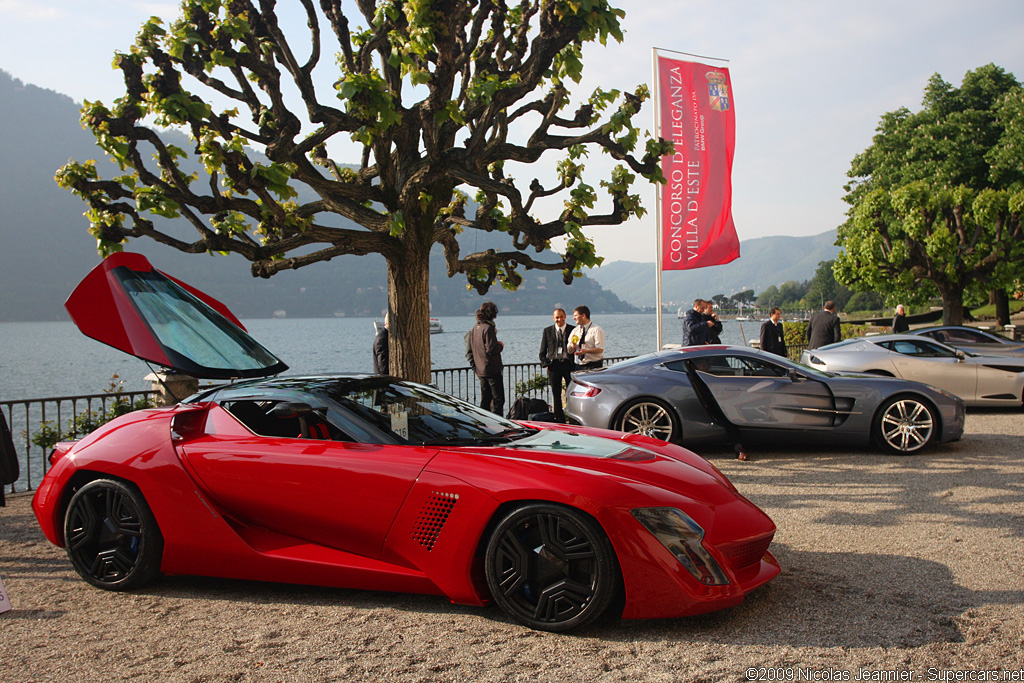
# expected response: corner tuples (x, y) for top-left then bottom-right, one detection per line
(410, 491), (459, 551)
(170, 407), (209, 443)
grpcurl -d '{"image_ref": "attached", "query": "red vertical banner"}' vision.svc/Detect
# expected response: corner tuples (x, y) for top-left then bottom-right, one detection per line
(658, 57), (740, 270)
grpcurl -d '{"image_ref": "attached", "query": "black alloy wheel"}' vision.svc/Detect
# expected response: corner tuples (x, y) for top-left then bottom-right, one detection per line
(484, 504), (619, 632)
(64, 479), (164, 590)
(614, 398), (679, 443)
(873, 395), (936, 455)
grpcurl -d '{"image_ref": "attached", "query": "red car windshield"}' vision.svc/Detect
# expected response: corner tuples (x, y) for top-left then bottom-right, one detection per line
(67, 253), (288, 379)
(114, 266), (286, 378)
(318, 378), (531, 445)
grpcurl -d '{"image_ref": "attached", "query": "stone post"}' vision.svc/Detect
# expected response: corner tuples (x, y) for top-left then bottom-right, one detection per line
(144, 372), (199, 406)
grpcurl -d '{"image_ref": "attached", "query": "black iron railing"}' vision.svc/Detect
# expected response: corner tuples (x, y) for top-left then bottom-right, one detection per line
(2, 390), (159, 496)
(2, 358), (633, 496)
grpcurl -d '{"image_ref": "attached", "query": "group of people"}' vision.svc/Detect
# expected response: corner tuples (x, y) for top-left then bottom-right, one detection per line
(683, 298), (910, 357)
(373, 296), (911, 428)
(371, 303), (603, 421)
(805, 300), (908, 349)
(681, 299), (723, 346)
(682, 298), (791, 359)
(468, 303), (604, 420)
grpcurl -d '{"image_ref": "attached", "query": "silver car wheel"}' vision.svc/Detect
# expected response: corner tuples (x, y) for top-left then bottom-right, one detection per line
(876, 397), (935, 454)
(615, 399), (678, 442)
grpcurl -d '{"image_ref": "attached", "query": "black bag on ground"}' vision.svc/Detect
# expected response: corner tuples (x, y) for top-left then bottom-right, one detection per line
(507, 397), (550, 421)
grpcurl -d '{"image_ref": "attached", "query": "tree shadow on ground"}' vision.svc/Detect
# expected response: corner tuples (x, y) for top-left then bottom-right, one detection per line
(607, 545), (1021, 648)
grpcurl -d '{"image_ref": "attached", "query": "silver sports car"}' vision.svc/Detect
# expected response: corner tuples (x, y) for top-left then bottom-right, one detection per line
(801, 334), (1024, 407)
(909, 326), (1024, 358)
(566, 346), (965, 455)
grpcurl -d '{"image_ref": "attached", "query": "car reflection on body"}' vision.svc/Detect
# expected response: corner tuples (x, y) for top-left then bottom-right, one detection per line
(565, 345), (965, 456)
(31, 252), (781, 633)
(801, 334), (1024, 407)
(909, 326), (1024, 358)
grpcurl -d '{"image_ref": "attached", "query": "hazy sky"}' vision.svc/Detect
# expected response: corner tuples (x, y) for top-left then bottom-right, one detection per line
(2, 0), (1023, 263)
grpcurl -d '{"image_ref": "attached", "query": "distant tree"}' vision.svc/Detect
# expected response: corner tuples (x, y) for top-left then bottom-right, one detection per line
(757, 280), (808, 310)
(777, 280), (809, 306)
(731, 289), (756, 307)
(802, 260), (851, 310)
(711, 293), (730, 309)
(835, 64), (1024, 325)
(844, 290), (885, 313)
(55, 0), (668, 382)
(755, 285), (778, 309)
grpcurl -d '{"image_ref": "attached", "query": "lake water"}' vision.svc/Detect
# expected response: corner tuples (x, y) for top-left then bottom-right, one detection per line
(0, 313), (754, 400)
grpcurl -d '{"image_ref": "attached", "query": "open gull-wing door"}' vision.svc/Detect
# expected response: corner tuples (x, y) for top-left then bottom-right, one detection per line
(65, 252), (288, 380)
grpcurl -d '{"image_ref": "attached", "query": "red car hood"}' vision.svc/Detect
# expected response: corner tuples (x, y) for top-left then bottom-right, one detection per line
(436, 427), (743, 508)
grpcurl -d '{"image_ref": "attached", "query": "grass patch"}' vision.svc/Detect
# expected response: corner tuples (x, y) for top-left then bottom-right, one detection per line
(970, 300), (1024, 319)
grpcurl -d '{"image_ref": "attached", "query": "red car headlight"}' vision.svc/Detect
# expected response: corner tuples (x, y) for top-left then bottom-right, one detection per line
(631, 507), (730, 586)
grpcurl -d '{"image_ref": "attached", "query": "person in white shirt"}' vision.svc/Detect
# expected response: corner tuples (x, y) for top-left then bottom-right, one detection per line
(567, 305), (605, 370)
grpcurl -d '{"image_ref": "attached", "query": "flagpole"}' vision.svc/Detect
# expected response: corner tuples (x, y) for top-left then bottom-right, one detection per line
(653, 48), (664, 351)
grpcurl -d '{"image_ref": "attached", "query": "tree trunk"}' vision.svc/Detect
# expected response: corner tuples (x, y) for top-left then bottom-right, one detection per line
(993, 289), (1011, 327)
(386, 245), (432, 384)
(939, 286), (965, 326)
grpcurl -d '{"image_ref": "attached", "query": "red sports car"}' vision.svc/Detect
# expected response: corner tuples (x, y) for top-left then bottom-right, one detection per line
(33, 253), (779, 631)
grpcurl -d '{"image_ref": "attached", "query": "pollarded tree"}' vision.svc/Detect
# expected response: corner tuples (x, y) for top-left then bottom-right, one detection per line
(56, 0), (669, 382)
(835, 64), (1024, 325)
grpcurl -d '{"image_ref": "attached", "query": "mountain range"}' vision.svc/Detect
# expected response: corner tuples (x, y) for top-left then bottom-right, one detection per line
(589, 231), (841, 309)
(0, 70), (840, 321)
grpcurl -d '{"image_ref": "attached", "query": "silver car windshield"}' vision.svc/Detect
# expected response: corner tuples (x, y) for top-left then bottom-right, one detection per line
(877, 339), (962, 358)
(664, 353), (836, 380)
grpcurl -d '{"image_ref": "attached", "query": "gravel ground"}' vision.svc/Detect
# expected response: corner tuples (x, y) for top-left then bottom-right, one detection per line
(2, 410), (1022, 682)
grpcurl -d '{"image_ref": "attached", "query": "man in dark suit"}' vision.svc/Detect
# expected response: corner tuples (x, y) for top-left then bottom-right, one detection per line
(702, 300), (723, 344)
(759, 307), (787, 357)
(682, 299), (710, 346)
(806, 300), (842, 349)
(539, 308), (574, 422)
(372, 314), (389, 375)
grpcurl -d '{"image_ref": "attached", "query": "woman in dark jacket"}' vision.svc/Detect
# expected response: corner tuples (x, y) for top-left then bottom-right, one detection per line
(468, 302), (505, 415)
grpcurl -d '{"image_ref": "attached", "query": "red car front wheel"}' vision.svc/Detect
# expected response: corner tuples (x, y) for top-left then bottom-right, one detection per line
(484, 504), (619, 632)
(64, 479), (164, 590)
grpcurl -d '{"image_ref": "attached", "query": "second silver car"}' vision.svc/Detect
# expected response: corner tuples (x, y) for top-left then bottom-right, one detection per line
(801, 334), (1024, 407)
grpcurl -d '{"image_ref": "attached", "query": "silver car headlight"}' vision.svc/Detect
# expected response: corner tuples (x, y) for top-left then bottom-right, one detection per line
(631, 507), (730, 585)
